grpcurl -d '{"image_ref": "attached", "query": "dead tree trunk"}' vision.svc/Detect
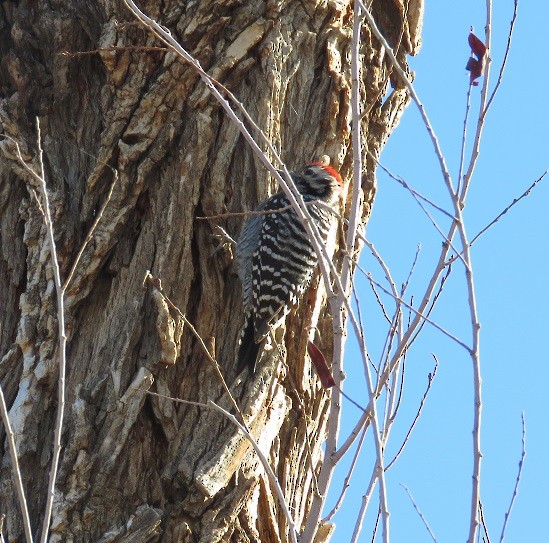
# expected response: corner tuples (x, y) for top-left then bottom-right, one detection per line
(0, 0), (422, 541)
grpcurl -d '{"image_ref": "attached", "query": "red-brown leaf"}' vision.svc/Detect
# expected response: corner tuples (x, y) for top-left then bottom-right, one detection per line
(307, 341), (335, 388)
(466, 31), (487, 86)
(468, 31), (487, 57)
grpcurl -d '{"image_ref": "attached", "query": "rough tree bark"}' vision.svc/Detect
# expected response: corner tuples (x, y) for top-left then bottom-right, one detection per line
(0, 0), (422, 541)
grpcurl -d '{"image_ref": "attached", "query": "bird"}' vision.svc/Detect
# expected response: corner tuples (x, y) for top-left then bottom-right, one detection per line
(235, 162), (342, 372)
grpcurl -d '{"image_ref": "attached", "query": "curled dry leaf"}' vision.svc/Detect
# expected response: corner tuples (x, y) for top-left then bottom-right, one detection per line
(466, 31), (487, 86)
(307, 340), (336, 388)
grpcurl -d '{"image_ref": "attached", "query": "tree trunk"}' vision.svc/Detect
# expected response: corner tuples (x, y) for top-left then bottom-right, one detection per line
(0, 0), (422, 541)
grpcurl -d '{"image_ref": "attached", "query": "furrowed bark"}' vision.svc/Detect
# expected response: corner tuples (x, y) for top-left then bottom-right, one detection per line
(0, 1), (421, 541)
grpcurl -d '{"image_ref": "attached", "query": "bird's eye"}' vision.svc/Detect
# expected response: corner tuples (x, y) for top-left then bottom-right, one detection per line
(304, 168), (315, 177)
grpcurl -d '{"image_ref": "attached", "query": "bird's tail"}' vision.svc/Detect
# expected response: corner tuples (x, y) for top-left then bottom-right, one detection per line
(237, 315), (260, 373)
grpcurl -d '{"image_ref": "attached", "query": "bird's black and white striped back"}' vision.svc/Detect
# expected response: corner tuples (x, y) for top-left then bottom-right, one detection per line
(236, 163), (342, 372)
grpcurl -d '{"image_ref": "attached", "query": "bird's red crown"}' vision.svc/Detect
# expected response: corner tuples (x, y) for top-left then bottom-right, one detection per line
(307, 162), (343, 185)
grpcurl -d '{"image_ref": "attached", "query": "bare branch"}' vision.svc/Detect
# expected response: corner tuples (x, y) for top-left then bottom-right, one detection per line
(350, 465), (381, 543)
(13, 119), (69, 543)
(6, 119), (69, 543)
(0, 386), (34, 543)
(207, 401), (299, 543)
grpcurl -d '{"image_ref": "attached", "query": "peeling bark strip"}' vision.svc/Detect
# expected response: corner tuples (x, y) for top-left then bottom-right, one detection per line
(0, 1), (421, 542)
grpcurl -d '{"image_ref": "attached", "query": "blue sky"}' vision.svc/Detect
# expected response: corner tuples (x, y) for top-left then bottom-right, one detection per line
(331, 1), (548, 541)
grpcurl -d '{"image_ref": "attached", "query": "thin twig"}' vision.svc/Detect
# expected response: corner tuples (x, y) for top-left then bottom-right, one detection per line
(60, 45), (170, 56)
(208, 401), (298, 543)
(63, 171), (118, 292)
(362, 239), (400, 311)
(498, 412), (526, 543)
(322, 422), (369, 522)
(406, 263), (452, 349)
(0, 386), (34, 543)
(370, 509), (381, 543)
(401, 484), (438, 542)
(457, 85), (473, 196)
(460, 5), (493, 204)
(470, 171), (547, 246)
(371, 152), (454, 220)
(483, 0), (519, 117)
(401, 244), (421, 296)
(196, 204), (294, 221)
(385, 355), (438, 470)
(479, 501), (492, 543)
(368, 277), (392, 325)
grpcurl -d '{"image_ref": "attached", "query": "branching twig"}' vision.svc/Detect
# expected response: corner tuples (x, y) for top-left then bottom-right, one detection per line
(15, 119), (69, 543)
(6, 120), (68, 543)
(366, 273), (471, 352)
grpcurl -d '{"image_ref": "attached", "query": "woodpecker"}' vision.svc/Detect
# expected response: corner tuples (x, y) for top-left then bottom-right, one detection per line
(236, 162), (342, 372)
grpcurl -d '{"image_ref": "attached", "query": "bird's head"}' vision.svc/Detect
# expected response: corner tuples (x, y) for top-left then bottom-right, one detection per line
(299, 162), (342, 204)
